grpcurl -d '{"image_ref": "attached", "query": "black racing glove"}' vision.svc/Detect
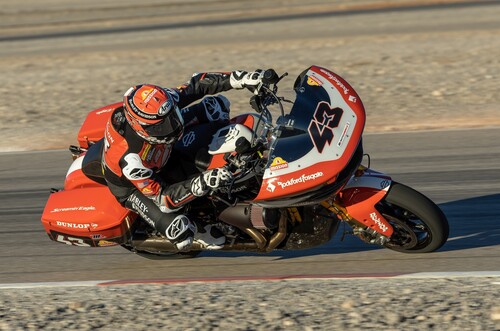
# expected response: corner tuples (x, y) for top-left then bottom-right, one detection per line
(190, 167), (233, 197)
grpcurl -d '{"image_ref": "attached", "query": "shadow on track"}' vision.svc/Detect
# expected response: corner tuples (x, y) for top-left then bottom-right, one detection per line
(439, 193), (500, 252)
(199, 194), (500, 259)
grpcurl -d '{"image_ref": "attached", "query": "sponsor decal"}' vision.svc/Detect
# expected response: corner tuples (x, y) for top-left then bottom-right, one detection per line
(55, 221), (98, 229)
(337, 122), (350, 147)
(127, 194), (149, 214)
(307, 76), (323, 87)
(91, 234), (104, 239)
(218, 185), (248, 194)
(141, 187), (153, 195)
(172, 192), (193, 205)
(127, 95), (158, 120)
(123, 154), (153, 180)
(319, 68), (350, 95)
(348, 95), (357, 103)
(105, 122), (115, 144)
(224, 126), (240, 142)
(98, 240), (118, 247)
(96, 108), (114, 115)
(277, 172), (324, 189)
(142, 88), (158, 103)
(380, 180), (391, 189)
(158, 100), (172, 116)
(141, 144), (152, 161)
(165, 215), (197, 240)
(203, 96), (227, 121)
(129, 168), (153, 179)
(370, 212), (388, 233)
(182, 131), (196, 147)
(266, 180), (277, 193)
(135, 108), (158, 120)
(269, 157), (288, 171)
(154, 146), (168, 165)
(50, 206), (96, 213)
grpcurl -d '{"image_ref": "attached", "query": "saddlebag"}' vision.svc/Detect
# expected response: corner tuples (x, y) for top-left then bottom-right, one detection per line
(41, 186), (135, 247)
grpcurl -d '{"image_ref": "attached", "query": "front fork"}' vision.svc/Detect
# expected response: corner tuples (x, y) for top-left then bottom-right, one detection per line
(321, 166), (395, 245)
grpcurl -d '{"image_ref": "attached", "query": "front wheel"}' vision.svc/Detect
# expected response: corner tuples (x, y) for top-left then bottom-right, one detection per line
(378, 182), (449, 253)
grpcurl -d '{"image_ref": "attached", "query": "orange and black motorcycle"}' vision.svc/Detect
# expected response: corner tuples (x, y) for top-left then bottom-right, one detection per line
(41, 66), (449, 258)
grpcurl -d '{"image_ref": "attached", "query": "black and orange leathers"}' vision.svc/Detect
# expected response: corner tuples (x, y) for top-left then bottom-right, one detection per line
(102, 72), (232, 233)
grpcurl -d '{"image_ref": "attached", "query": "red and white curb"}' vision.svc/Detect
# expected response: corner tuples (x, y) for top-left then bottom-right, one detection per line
(1, 271), (499, 289)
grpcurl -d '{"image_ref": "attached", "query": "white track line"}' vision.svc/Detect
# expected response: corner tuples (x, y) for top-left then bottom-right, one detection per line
(1, 272), (499, 289)
(394, 271), (500, 278)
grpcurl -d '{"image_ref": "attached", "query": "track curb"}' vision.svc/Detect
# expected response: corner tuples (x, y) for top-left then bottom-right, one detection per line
(1, 271), (499, 289)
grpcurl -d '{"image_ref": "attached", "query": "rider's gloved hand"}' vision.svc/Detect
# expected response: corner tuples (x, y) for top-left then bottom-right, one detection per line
(191, 167), (233, 197)
(230, 70), (264, 93)
(165, 215), (197, 251)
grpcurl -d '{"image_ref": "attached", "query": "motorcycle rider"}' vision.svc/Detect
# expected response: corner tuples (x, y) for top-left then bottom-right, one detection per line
(102, 70), (266, 251)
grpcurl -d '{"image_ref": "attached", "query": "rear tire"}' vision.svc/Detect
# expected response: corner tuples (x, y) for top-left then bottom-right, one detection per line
(380, 182), (449, 253)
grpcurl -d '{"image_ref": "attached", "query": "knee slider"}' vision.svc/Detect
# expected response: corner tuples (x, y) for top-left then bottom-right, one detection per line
(203, 95), (230, 122)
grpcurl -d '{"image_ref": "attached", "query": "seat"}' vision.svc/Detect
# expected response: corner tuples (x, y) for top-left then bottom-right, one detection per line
(81, 139), (107, 186)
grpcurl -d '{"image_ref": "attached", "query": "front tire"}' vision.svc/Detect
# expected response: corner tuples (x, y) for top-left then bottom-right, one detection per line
(379, 182), (449, 253)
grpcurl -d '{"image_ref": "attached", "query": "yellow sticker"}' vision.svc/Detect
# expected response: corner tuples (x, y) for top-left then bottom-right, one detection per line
(307, 76), (322, 86)
(270, 157), (289, 171)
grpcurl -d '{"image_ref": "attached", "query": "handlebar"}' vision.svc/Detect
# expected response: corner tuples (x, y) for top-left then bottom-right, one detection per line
(215, 69), (290, 203)
(250, 69), (288, 113)
(262, 69), (280, 85)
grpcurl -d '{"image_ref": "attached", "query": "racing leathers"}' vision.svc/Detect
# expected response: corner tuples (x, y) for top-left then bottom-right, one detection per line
(102, 70), (263, 250)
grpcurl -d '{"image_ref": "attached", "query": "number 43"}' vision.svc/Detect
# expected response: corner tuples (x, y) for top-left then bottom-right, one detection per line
(56, 234), (91, 247)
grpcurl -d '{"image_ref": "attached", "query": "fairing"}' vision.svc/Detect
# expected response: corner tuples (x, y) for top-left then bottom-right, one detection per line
(341, 169), (394, 236)
(254, 66), (365, 201)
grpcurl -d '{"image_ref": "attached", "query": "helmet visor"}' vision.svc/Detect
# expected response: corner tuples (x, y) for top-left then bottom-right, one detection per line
(143, 106), (184, 143)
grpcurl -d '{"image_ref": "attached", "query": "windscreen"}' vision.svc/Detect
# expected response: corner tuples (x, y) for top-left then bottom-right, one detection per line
(254, 66), (366, 202)
(267, 73), (334, 165)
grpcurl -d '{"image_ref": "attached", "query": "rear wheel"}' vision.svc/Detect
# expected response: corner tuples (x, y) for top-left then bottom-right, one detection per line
(379, 182), (449, 253)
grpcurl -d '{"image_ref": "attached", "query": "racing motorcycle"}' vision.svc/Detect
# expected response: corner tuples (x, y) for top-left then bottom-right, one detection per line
(41, 65), (449, 258)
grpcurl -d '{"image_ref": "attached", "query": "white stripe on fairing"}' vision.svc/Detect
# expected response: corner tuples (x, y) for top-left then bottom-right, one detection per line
(0, 272), (499, 289)
(66, 155), (84, 178)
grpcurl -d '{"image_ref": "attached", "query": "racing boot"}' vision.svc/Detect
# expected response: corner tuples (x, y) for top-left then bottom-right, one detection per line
(194, 223), (225, 250)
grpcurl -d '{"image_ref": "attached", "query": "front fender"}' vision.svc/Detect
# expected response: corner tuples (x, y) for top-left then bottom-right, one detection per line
(340, 169), (394, 237)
